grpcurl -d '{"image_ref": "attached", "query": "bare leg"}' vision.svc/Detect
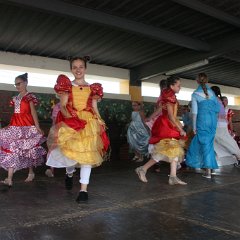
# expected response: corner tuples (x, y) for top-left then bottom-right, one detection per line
(2, 168), (14, 186)
(170, 161), (177, 177)
(80, 184), (88, 192)
(169, 159), (187, 185)
(135, 159), (156, 182)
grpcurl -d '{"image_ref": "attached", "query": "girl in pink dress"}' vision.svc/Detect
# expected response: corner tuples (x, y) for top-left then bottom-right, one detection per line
(45, 101), (61, 177)
(0, 73), (46, 187)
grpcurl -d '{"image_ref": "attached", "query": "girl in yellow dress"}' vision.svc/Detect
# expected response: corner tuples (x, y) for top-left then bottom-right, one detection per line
(47, 57), (109, 202)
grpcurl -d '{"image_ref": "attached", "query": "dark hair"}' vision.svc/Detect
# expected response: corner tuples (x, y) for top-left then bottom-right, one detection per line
(197, 72), (209, 98)
(166, 76), (180, 88)
(69, 56), (90, 69)
(16, 73), (28, 82)
(132, 101), (141, 106)
(159, 79), (167, 90)
(222, 96), (228, 100)
(211, 86), (224, 104)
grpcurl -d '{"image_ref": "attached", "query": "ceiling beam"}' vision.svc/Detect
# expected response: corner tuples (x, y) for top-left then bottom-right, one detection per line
(171, 0), (240, 28)
(5, 0), (210, 51)
(131, 32), (240, 81)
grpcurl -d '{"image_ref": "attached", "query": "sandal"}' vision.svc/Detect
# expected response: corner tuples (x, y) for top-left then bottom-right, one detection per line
(45, 169), (54, 178)
(169, 176), (187, 185)
(135, 167), (148, 183)
(1, 178), (13, 188)
(25, 173), (35, 182)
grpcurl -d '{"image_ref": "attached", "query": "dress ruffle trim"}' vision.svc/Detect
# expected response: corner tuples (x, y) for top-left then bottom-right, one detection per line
(150, 138), (185, 161)
(48, 112), (105, 167)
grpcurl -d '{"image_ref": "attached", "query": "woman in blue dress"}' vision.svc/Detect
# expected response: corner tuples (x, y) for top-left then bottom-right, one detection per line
(186, 73), (220, 179)
(127, 102), (150, 162)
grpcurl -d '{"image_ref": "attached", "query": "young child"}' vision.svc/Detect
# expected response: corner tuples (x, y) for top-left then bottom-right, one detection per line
(186, 73), (220, 178)
(136, 76), (187, 185)
(46, 57), (109, 203)
(0, 73), (46, 187)
(211, 86), (240, 168)
(45, 99), (61, 177)
(127, 101), (149, 162)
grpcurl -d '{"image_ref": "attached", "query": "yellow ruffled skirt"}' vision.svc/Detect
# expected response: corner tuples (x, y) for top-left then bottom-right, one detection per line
(48, 110), (104, 168)
(149, 138), (185, 163)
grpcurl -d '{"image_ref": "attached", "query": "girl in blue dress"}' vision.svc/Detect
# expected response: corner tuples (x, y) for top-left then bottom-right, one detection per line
(127, 102), (150, 162)
(186, 73), (220, 179)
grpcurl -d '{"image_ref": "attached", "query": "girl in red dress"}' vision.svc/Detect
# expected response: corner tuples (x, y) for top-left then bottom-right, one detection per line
(0, 73), (46, 187)
(135, 76), (187, 185)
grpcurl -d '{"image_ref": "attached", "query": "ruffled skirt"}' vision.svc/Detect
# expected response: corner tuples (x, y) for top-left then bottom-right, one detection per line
(149, 138), (185, 163)
(127, 121), (150, 155)
(47, 110), (105, 168)
(0, 126), (46, 171)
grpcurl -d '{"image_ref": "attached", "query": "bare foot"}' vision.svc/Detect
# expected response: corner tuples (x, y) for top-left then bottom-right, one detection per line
(25, 173), (35, 182)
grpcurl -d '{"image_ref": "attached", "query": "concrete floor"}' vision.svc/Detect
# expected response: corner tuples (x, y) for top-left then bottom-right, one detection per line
(0, 160), (240, 240)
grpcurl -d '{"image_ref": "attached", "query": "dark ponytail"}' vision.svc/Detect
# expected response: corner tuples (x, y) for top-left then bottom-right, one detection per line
(211, 86), (224, 104)
(197, 73), (208, 98)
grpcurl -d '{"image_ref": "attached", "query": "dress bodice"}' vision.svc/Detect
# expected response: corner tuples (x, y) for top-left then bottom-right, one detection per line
(72, 85), (91, 112)
(10, 93), (38, 126)
(131, 112), (142, 122)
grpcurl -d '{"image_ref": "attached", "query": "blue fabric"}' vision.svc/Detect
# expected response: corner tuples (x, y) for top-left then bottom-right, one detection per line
(182, 112), (192, 132)
(127, 112), (150, 155)
(186, 85), (220, 169)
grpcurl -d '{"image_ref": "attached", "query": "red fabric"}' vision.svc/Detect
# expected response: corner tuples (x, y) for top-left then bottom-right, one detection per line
(24, 93), (39, 105)
(55, 112), (86, 131)
(227, 109), (234, 132)
(54, 75), (72, 93)
(149, 89), (183, 144)
(10, 94), (37, 126)
(100, 125), (110, 152)
(53, 74), (86, 131)
(160, 88), (177, 105)
(90, 83), (103, 99)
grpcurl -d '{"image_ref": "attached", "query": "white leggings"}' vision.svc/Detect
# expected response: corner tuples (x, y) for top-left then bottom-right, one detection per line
(66, 165), (92, 184)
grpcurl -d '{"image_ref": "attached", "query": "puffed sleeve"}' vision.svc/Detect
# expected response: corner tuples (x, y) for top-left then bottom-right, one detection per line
(24, 93), (39, 106)
(54, 74), (72, 93)
(160, 89), (177, 105)
(90, 83), (103, 99)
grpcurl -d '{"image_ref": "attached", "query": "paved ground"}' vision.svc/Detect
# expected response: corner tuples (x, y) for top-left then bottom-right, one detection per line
(0, 160), (240, 240)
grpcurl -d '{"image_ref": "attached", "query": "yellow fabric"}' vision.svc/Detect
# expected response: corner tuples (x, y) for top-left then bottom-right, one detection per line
(57, 86), (104, 167)
(152, 138), (185, 160)
(72, 86), (90, 111)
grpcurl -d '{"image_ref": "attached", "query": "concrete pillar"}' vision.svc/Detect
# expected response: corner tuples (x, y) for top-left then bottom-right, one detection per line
(129, 70), (142, 102)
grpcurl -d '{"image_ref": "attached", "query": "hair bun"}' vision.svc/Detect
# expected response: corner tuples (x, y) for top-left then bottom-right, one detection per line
(16, 72), (28, 81)
(83, 55), (91, 62)
(23, 73), (28, 79)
